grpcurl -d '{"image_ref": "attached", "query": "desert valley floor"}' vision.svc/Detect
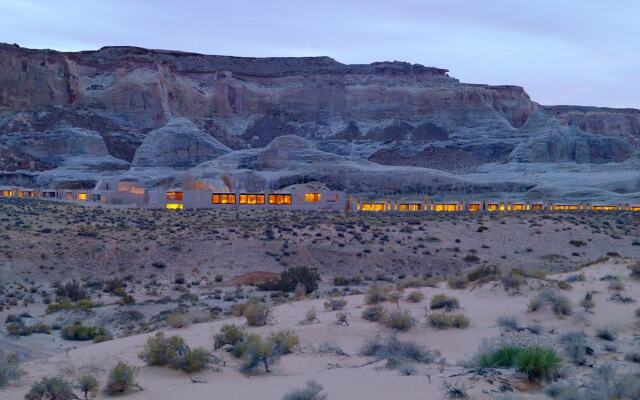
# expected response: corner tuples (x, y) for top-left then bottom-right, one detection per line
(1, 199), (640, 399)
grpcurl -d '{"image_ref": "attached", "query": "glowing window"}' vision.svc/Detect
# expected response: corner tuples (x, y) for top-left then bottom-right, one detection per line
(305, 193), (321, 203)
(630, 206), (640, 212)
(212, 193), (236, 204)
(531, 204), (544, 211)
(486, 203), (499, 212)
(239, 194), (265, 205)
(553, 204), (579, 211)
(77, 193), (88, 201)
(1, 190), (12, 197)
(511, 203), (527, 211)
(467, 203), (481, 212)
(166, 191), (184, 201)
(166, 203), (184, 210)
(269, 194), (292, 205)
(433, 203), (459, 212)
(592, 205), (617, 211)
(398, 203), (421, 211)
(361, 203), (385, 211)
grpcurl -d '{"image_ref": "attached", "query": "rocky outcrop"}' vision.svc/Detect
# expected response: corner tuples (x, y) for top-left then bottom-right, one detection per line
(131, 118), (230, 168)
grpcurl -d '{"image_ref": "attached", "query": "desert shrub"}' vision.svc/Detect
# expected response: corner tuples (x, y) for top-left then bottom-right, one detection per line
(595, 327), (617, 342)
(625, 351), (640, 364)
(545, 365), (640, 400)
(268, 330), (300, 355)
(30, 322), (51, 334)
(243, 299), (272, 326)
(239, 334), (277, 373)
(323, 298), (347, 311)
(526, 321), (543, 335)
(560, 331), (588, 365)
(25, 376), (75, 400)
(362, 305), (387, 322)
(479, 345), (522, 368)
(166, 312), (189, 328)
(385, 310), (415, 331)
(302, 307), (320, 324)
(61, 322), (109, 342)
(430, 294), (459, 311)
(0, 353), (23, 389)
(139, 332), (209, 373)
(258, 267), (320, 293)
(6, 319), (31, 337)
(335, 311), (349, 326)
(361, 335), (435, 368)
(406, 291), (424, 303)
(78, 375), (99, 400)
(496, 315), (519, 331)
(528, 289), (572, 316)
(105, 362), (141, 395)
(580, 292), (595, 312)
(364, 284), (393, 305)
(466, 265), (500, 282)
(628, 261), (640, 279)
(55, 280), (87, 302)
(282, 380), (327, 400)
(398, 363), (417, 376)
(447, 274), (467, 289)
(214, 324), (245, 349)
(428, 312), (470, 329)
(478, 345), (560, 382)
(514, 346), (561, 382)
(501, 270), (526, 291)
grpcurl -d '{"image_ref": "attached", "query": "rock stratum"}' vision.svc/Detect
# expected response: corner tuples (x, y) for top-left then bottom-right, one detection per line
(0, 43), (639, 201)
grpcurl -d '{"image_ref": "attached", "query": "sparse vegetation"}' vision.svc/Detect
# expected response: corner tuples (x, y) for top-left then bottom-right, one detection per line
(25, 376), (75, 400)
(385, 310), (415, 331)
(430, 294), (459, 311)
(139, 332), (210, 373)
(61, 322), (110, 342)
(528, 289), (572, 316)
(282, 380), (327, 400)
(78, 375), (99, 400)
(362, 305), (387, 322)
(0, 353), (23, 389)
(105, 362), (142, 395)
(496, 315), (519, 331)
(560, 331), (588, 365)
(323, 298), (347, 311)
(258, 266), (321, 294)
(477, 345), (560, 382)
(406, 290), (424, 303)
(361, 335), (435, 369)
(428, 312), (470, 329)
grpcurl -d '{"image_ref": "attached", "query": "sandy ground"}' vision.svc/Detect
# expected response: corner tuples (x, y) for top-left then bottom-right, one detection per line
(2, 256), (640, 400)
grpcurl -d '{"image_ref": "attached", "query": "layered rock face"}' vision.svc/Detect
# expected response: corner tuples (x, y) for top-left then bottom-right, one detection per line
(0, 43), (639, 200)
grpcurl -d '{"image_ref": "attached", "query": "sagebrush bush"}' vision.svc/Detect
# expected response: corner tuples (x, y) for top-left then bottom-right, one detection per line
(25, 376), (75, 400)
(362, 305), (387, 322)
(166, 312), (189, 328)
(139, 332), (210, 373)
(385, 310), (415, 331)
(406, 291), (424, 303)
(282, 380), (327, 400)
(323, 298), (347, 311)
(214, 324), (245, 349)
(560, 331), (587, 365)
(429, 294), (459, 311)
(268, 330), (300, 355)
(242, 298), (272, 326)
(78, 374), (99, 400)
(105, 362), (141, 395)
(239, 334), (277, 373)
(528, 289), (572, 316)
(55, 279), (87, 302)
(61, 322), (109, 342)
(496, 315), (519, 331)
(364, 285), (393, 305)
(595, 327), (617, 342)
(175, 348), (210, 373)
(628, 262), (640, 279)
(361, 335), (435, 368)
(0, 353), (23, 389)
(302, 307), (320, 324)
(466, 265), (500, 282)
(447, 274), (467, 289)
(428, 312), (470, 329)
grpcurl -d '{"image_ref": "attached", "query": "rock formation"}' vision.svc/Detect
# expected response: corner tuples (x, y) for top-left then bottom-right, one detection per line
(0, 43), (639, 200)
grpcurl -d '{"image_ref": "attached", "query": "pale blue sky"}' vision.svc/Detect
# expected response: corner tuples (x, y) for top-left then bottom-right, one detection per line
(1, 0), (638, 108)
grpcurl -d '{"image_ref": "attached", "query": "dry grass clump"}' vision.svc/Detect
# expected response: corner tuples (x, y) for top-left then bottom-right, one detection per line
(238, 298), (272, 326)
(428, 312), (470, 329)
(61, 322), (110, 342)
(361, 335), (435, 369)
(323, 298), (347, 311)
(166, 312), (189, 328)
(545, 365), (640, 400)
(430, 294), (460, 311)
(466, 265), (501, 283)
(282, 380), (327, 400)
(406, 290), (424, 303)
(362, 305), (388, 322)
(302, 307), (320, 324)
(628, 261), (640, 279)
(560, 331), (588, 365)
(528, 288), (572, 316)
(78, 374), (99, 400)
(0, 353), (23, 389)
(214, 324), (245, 349)
(364, 284), (394, 305)
(447, 274), (467, 289)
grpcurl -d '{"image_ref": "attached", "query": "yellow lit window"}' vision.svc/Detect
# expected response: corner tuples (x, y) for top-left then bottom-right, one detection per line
(592, 205), (617, 211)
(398, 203), (421, 211)
(305, 193), (321, 203)
(630, 206), (640, 212)
(212, 193), (236, 204)
(77, 193), (88, 201)
(1, 190), (12, 197)
(486, 203), (499, 212)
(553, 204), (579, 211)
(361, 203), (385, 211)
(268, 194), (292, 205)
(166, 191), (184, 201)
(166, 203), (184, 210)
(511, 203), (527, 211)
(468, 203), (481, 212)
(531, 204), (544, 211)
(239, 194), (265, 205)
(433, 203), (459, 212)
